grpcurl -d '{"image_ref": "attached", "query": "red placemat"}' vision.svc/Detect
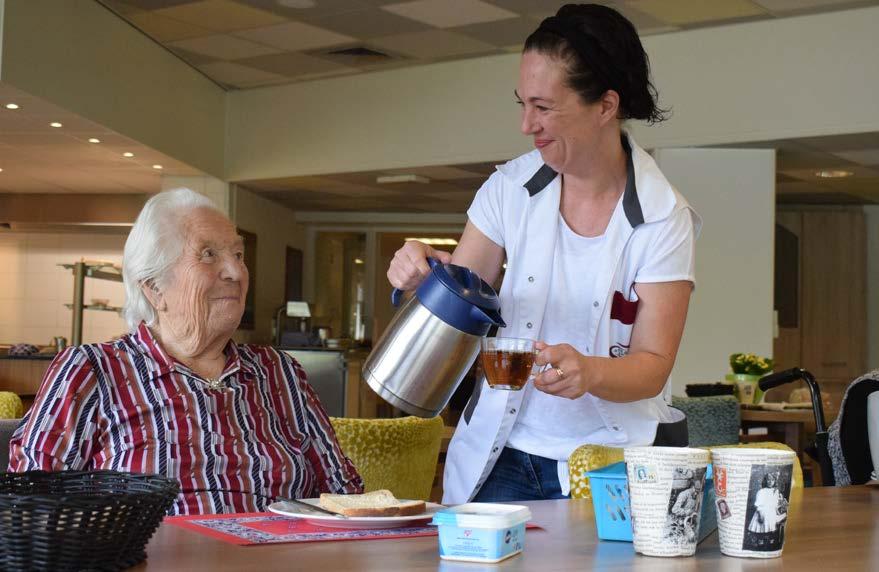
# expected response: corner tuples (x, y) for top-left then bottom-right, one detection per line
(167, 512), (542, 546)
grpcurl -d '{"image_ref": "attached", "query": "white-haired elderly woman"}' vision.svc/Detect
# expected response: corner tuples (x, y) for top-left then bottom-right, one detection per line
(8, 188), (363, 514)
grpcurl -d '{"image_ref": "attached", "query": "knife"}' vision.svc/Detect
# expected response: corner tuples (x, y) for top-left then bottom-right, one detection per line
(277, 497), (349, 519)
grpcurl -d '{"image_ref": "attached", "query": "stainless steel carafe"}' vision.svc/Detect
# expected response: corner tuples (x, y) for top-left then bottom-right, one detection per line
(363, 258), (505, 417)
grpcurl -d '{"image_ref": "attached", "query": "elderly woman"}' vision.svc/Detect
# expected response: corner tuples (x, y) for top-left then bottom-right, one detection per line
(8, 188), (363, 514)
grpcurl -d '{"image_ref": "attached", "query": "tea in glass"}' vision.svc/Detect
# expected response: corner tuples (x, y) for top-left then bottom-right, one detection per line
(481, 337), (538, 390)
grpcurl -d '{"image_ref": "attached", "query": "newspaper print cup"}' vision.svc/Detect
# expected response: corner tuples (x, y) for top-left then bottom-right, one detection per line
(710, 448), (796, 558)
(624, 447), (710, 557)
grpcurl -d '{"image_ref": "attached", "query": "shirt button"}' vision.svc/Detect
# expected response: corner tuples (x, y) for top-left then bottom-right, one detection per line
(528, 276), (534, 283)
(612, 426), (620, 431)
(526, 322), (533, 329)
(593, 301), (599, 307)
(492, 447), (499, 453)
(510, 408), (516, 414)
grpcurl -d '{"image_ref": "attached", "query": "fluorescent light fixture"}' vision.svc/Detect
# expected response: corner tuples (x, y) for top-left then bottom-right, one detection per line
(5, 103), (19, 110)
(50, 122), (63, 128)
(404, 237), (459, 246)
(815, 170), (853, 178)
(88, 138), (101, 144)
(123, 152), (134, 158)
(376, 174), (431, 184)
(152, 164), (163, 170)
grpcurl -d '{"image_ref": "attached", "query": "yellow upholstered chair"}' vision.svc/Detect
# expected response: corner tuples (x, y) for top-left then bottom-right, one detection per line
(569, 445), (624, 500)
(330, 416), (444, 501)
(0, 392), (23, 420)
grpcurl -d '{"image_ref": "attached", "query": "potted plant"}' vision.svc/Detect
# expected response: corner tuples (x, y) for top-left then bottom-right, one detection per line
(726, 353), (774, 404)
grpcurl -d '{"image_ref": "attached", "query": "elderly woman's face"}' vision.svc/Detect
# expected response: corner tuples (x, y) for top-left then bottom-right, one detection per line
(158, 208), (248, 345)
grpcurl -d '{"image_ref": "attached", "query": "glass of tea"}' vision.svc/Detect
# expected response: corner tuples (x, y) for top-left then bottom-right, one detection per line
(480, 337), (543, 391)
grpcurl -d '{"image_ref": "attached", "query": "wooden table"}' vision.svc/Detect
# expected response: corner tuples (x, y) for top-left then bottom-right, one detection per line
(136, 486), (878, 570)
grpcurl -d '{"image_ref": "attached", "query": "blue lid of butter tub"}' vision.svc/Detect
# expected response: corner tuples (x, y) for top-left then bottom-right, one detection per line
(431, 503), (531, 529)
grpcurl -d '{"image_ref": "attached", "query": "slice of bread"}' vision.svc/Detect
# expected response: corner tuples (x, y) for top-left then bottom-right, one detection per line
(319, 489), (426, 517)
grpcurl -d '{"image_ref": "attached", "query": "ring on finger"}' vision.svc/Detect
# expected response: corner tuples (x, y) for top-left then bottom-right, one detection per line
(555, 367), (565, 379)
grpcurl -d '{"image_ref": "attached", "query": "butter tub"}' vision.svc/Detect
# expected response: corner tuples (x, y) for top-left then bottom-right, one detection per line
(431, 503), (531, 563)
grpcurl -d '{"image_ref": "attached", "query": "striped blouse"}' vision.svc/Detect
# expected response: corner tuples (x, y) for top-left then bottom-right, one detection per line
(8, 322), (363, 515)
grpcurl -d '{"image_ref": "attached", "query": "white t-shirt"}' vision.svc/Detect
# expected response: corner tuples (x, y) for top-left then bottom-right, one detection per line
(469, 192), (697, 464)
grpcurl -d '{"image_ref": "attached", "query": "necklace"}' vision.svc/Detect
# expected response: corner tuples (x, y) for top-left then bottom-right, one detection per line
(204, 377), (225, 391)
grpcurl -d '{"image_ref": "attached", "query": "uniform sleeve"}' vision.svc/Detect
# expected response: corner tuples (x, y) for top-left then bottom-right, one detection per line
(7, 347), (100, 472)
(466, 171), (506, 248)
(634, 207), (697, 286)
(281, 355), (364, 495)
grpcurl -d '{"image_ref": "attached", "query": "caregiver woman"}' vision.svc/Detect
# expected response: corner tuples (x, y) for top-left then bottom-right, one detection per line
(387, 4), (701, 504)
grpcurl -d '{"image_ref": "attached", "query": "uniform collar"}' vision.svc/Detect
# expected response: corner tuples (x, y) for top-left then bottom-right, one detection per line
(496, 132), (678, 228)
(129, 322), (256, 382)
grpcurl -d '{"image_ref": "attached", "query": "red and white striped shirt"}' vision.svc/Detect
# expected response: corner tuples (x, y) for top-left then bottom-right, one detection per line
(8, 322), (363, 515)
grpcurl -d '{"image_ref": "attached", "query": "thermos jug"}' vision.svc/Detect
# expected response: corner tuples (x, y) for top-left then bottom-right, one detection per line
(362, 258), (505, 417)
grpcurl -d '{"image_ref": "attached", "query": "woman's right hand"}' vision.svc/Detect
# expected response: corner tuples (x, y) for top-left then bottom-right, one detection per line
(387, 240), (452, 290)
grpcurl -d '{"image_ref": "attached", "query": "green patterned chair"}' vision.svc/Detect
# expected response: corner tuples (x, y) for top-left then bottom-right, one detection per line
(671, 395), (740, 447)
(330, 416), (444, 501)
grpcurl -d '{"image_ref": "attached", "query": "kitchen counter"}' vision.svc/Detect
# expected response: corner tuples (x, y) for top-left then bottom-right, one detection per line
(0, 353), (57, 360)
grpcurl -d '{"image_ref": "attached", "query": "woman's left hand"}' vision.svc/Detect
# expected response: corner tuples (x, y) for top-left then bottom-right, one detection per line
(532, 342), (591, 399)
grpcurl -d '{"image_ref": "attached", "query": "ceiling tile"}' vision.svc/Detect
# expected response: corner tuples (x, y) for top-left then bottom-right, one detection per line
(832, 149), (879, 166)
(234, 21), (357, 51)
(124, 12), (213, 42)
(197, 61), (289, 87)
(310, 8), (432, 39)
(480, 0), (570, 16)
(449, 15), (539, 47)
(382, 0), (518, 28)
(371, 29), (497, 59)
(154, 0), (287, 32)
(168, 46), (219, 66)
(109, 0), (194, 9)
(625, 0), (767, 25)
(611, 3), (683, 33)
(236, 52), (354, 77)
(168, 34), (280, 60)
(751, 0), (867, 14)
(244, 0), (371, 20)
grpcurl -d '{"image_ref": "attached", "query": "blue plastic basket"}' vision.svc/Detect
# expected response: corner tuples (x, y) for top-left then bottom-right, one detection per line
(585, 462), (717, 543)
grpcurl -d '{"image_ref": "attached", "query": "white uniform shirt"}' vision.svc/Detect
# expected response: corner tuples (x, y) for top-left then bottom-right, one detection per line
(443, 133), (701, 504)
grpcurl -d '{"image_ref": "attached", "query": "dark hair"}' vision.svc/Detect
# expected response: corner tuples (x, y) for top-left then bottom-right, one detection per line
(523, 4), (668, 124)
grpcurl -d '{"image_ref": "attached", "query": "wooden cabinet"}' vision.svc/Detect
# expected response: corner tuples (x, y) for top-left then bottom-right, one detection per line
(774, 207), (867, 411)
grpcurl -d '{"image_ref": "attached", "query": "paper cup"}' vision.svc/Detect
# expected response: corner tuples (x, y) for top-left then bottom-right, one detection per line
(710, 448), (795, 558)
(624, 447), (710, 557)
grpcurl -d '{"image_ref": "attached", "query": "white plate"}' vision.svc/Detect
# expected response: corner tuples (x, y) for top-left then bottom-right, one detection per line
(268, 498), (444, 529)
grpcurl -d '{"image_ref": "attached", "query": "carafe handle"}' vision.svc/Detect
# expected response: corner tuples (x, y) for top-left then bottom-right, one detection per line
(391, 257), (441, 307)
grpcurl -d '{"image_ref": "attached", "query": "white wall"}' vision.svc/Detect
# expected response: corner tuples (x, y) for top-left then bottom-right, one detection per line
(161, 175), (231, 216)
(654, 148), (776, 396)
(865, 206), (879, 371)
(0, 231), (127, 345)
(226, 6), (879, 180)
(232, 186), (307, 345)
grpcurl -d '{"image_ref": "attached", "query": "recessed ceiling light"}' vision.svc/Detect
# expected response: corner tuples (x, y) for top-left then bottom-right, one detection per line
(123, 152), (134, 158)
(354, 258), (364, 264)
(152, 164), (163, 170)
(815, 170), (853, 178)
(5, 103), (19, 110)
(88, 138), (101, 144)
(277, 0), (316, 8)
(49, 122), (63, 128)
(377, 174), (431, 184)
(0, 167), (4, 173)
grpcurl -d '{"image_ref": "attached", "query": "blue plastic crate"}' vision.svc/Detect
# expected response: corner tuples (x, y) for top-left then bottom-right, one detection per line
(585, 462), (717, 543)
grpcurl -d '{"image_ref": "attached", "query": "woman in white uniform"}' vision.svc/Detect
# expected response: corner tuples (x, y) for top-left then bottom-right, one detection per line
(388, 4), (700, 503)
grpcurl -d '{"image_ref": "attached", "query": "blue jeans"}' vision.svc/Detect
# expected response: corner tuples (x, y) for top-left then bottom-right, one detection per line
(472, 447), (569, 502)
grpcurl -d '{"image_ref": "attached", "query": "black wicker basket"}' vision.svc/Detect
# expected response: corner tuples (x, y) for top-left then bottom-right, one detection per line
(0, 471), (179, 572)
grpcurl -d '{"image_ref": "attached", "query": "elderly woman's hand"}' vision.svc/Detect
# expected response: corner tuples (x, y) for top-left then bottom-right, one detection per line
(387, 240), (452, 291)
(532, 341), (593, 399)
